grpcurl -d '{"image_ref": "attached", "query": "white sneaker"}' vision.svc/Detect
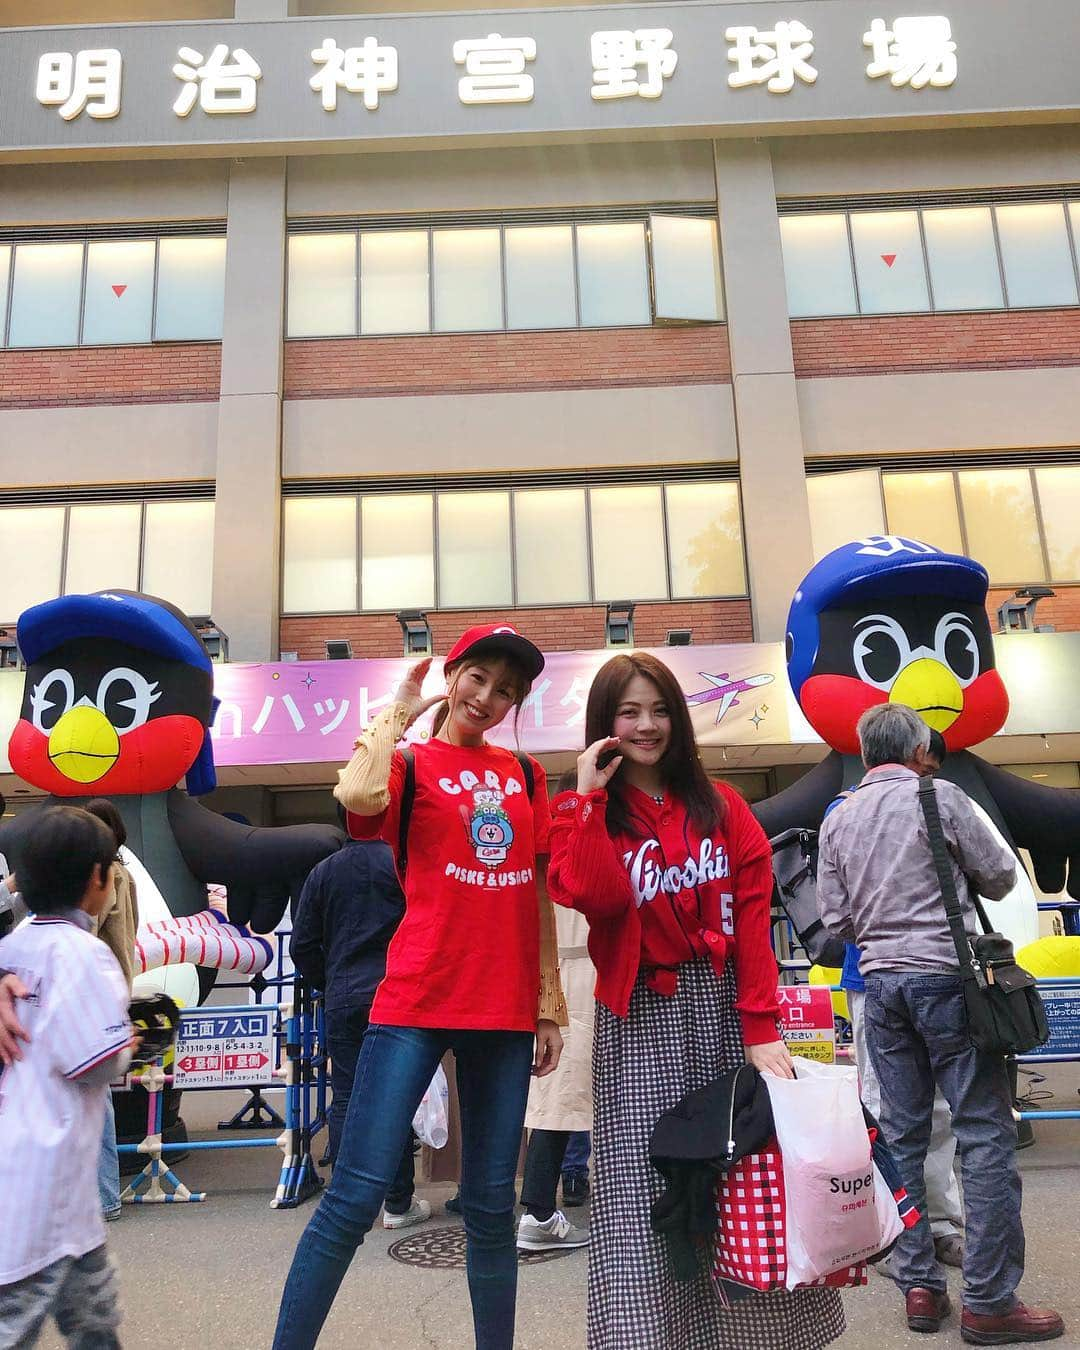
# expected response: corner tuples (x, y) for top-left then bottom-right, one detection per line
(516, 1210), (590, 1252)
(383, 1198), (432, 1230)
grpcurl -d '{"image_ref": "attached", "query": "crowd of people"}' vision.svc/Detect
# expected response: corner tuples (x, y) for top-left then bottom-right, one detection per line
(0, 620), (1067, 1348)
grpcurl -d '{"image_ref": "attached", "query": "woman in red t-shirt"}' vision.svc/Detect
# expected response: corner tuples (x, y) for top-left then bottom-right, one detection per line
(547, 652), (845, 1350)
(273, 624), (567, 1350)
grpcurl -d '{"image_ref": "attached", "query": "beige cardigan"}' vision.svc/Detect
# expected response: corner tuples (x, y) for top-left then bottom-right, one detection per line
(335, 703), (568, 1027)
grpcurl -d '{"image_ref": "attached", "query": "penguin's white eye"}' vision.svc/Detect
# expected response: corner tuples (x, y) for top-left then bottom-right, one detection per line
(852, 615), (913, 691)
(30, 669), (76, 733)
(96, 667), (162, 734)
(934, 613), (980, 688)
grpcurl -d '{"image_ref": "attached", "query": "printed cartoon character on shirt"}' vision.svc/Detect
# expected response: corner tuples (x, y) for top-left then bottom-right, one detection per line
(467, 787), (515, 869)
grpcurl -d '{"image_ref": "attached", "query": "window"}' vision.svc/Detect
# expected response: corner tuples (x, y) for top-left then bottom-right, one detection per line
(3, 508), (66, 620)
(514, 489), (589, 604)
(64, 503), (141, 595)
(958, 469), (1046, 583)
(285, 213), (723, 337)
(282, 497), (357, 613)
(577, 223), (650, 327)
(0, 499), (215, 622)
(288, 234), (356, 338)
(82, 240), (155, 346)
(438, 492), (512, 608)
(361, 494), (434, 609)
(882, 472), (964, 555)
(666, 482), (746, 596)
(651, 215), (724, 322)
(849, 211), (930, 314)
(142, 501), (216, 615)
(780, 196), (1080, 318)
(806, 471), (884, 562)
(995, 204), (1078, 309)
(922, 208), (1004, 311)
(8, 243), (83, 348)
(504, 226), (576, 330)
(433, 229), (502, 332)
(779, 215), (857, 318)
(360, 231), (429, 335)
(155, 237), (226, 341)
(590, 486), (667, 601)
(1035, 466), (1080, 581)
(282, 478), (747, 613)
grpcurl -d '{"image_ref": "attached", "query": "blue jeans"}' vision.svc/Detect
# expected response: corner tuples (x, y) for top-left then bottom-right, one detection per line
(325, 1004), (414, 1212)
(864, 972), (1024, 1316)
(98, 1094), (121, 1217)
(562, 1130), (590, 1179)
(273, 1024), (534, 1350)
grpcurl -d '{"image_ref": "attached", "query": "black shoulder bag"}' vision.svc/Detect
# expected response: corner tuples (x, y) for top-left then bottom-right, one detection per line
(917, 777), (1049, 1057)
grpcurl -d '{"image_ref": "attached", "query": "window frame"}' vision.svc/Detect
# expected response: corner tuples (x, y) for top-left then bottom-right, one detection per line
(779, 194), (1080, 321)
(279, 477), (750, 616)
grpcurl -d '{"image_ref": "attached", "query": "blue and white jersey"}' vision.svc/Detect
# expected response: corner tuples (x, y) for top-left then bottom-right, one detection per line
(0, 913), (130, 1283)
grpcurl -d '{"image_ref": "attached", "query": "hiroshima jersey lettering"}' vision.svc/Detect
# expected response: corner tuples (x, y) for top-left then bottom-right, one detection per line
(622, 835), (734, 933)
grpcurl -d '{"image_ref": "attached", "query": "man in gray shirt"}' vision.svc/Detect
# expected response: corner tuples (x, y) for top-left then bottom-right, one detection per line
(818, 703), (1064, 1346)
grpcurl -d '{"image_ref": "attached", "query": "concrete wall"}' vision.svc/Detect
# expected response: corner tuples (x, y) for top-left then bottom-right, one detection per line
(283, 382), (737, 477)
(0, 160), (229, 225)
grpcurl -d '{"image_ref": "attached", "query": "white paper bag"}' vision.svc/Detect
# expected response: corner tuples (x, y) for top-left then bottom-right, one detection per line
(764, 1059), (886, 1287)
(412, 1064), (449, 1149)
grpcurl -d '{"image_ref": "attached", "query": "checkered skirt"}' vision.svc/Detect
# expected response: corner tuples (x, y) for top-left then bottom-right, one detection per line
(588, 959), (846, 1350)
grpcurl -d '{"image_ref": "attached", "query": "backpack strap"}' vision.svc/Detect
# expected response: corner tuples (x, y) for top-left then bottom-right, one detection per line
(514, 751), (535, 800)
(397, 747), (416, 875)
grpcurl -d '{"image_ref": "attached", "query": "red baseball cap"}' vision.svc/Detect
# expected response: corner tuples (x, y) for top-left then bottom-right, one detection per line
(444, 623), (545, 680)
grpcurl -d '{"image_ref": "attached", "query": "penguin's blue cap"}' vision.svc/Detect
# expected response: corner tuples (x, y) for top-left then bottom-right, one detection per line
(17, 591), (213, 674)
(786, 536), (989, 701)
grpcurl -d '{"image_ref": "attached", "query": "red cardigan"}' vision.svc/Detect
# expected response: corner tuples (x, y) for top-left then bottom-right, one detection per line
(546, 784), (782, 1046)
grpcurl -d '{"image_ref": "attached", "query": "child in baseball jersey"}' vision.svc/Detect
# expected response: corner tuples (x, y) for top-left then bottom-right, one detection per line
(0, 806), (133, 1349)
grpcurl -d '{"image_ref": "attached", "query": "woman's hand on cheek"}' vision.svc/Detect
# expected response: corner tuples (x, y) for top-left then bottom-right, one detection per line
(746, 1039), (796, 1079)
(395, 657), (448, 729)
(576, 738), (623, 794)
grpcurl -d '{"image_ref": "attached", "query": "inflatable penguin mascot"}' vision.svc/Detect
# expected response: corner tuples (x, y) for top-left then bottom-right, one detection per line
(754, 535), (1080, 951)
(1, 590), (344, 938)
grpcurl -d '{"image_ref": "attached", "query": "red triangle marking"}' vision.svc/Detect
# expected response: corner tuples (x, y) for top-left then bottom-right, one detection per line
(881, 254), (897, 268)
(111, 284), (127, 298)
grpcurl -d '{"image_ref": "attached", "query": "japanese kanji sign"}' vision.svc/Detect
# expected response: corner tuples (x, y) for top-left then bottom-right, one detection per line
(172, 1008), (276, 1088)
(2, 1), (1078, 159)
(777, 984), (836, 1064)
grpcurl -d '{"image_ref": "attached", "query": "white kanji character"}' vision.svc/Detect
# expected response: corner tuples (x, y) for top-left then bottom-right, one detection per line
(725, 21), (817, 93)
(354, 687), (393, 728)
(36, 49), (122, 121)
(313, 696), (351, 735)
(590, 29), (677, 100)
(173, 43), (262, 116)
(520, 677), (552, 728)
(281, 694), (306, 732)
(558, 676), (589, 728)
(777, 987), (794, 1005)
(309, 35), (399, 112)
(797, 987), (812, 1004)
(864, 16), (957, 89)
(453, 34), (536, 104)
(787, 1005), (806, 1022)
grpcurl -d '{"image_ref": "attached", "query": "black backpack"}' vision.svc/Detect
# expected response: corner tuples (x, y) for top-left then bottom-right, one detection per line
(769, 827), (847, 970)
(396, 746), (535, 875)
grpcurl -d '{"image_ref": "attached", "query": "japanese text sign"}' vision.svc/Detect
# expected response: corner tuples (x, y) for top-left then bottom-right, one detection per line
(2, 2), (1079, 160)
(778, 984), (836, 1063)
(172, 1008), (276, 1088)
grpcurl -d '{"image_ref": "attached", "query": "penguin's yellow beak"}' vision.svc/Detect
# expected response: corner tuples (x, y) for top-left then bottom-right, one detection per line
(889, 658), (963, 732)
(47, 707), (120, 784)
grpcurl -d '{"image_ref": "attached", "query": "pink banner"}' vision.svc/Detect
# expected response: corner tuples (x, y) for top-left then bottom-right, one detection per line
(209, 644), (791, 767)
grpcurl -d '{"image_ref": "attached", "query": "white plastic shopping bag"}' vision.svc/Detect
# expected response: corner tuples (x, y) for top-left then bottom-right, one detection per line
(764, 1059), (886, 1287)
(412, 1064), (450, 1149)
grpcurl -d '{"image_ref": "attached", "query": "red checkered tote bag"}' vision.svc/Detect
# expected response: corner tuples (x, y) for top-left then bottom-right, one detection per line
(713, 1141), (867, 1293)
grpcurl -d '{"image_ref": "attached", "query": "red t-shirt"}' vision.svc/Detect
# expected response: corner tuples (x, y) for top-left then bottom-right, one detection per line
(356, 739), (550, 1032)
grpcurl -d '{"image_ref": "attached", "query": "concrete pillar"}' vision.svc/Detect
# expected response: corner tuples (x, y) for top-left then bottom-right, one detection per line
(713, 140), (813, 642)
(212, 158), (286, 661)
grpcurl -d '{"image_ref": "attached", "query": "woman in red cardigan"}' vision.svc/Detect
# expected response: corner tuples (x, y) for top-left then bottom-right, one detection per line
(547, 652), (845, 1350)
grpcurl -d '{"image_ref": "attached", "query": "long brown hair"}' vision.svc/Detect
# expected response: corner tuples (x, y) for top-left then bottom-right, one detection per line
(585, 651), (724, 839)
(431, 653), (532, 741)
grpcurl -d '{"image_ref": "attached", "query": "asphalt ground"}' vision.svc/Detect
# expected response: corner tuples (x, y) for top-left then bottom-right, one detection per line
(38, 1066), (1080, 1350)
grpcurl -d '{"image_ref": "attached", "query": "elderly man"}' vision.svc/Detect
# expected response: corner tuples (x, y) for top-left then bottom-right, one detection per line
(818, 703), (1063, 1346)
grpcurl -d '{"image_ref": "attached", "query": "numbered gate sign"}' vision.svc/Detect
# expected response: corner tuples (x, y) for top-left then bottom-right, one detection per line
(173, 1009), (276, 1088)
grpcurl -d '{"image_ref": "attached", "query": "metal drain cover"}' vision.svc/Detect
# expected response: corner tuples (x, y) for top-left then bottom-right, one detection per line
(388, 1224), (580, 1269)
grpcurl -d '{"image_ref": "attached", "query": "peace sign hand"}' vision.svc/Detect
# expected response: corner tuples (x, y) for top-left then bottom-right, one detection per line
(577, 737), (623, 794)
(394, 657), (447, 730)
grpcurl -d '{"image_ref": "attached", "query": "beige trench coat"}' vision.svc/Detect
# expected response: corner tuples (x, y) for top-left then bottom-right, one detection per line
(524, 905), (595, 1132)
